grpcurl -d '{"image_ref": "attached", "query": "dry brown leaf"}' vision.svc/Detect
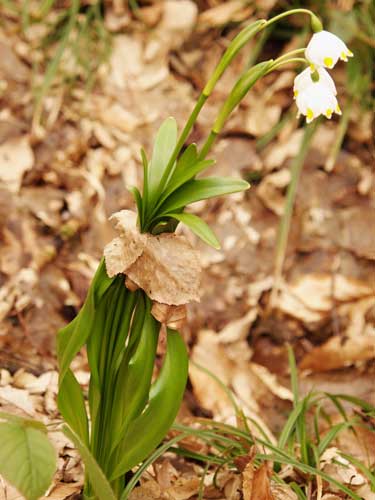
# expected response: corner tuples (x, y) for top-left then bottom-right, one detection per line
(104, 210), (201, 306)
(246, 104), (282, 138)
(151, 302), (187, 329)
(158, 1), (198, 50)
(243, 461), (274, 500)
(320, 495), (342, 500)
(0, 41), (29, 82)
(270, 483), (298, 500)
(335, 207), (375, 260)
(354, 484), (375, 500)
(41, 482), (82, 500)
(198, 1), (253, 28)
(300, 332), (375, 371)
(217, 309), (258, 343)
(276, 273), (374, 324)
(165, 476), (200, 500)
(320, 447), (366, 488)
(263, 129), (303, 170)
(0, 136), (34, 193)
(129, 480), (161, 499)
(257, 169), (291, 215)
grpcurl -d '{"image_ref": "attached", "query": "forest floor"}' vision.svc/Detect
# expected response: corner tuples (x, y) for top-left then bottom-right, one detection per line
(0, 1), (374, 499)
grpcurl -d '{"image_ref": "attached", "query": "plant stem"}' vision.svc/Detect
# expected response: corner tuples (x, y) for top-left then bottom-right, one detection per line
(264, 8), (321, 30)
(325, 96), (353, 171)
(266, 57), (307, 72)
(269, 120), (318, 309)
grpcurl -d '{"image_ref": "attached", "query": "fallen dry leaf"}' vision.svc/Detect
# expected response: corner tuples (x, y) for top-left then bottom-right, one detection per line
(243, 461), (274, 500)
(300, 331), (375, 371)
(270, 483), (298, 500)
(198, 0), (253, 28)
(0, 136), (34, 193)
(320, 447), (366, 488)
(104, 210), (201, 306)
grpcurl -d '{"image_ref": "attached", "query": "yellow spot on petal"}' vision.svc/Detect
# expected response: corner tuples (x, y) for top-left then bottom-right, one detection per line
(323, 57), (334, 68)
(306, 108), (314, 122)
(309, 63), (315, 72)
(347, 50), (353, 57)
(340, 52), (348, 61)
(294, 89), (298, 97)
(325, 109), (332, 119)
(336, 104), (342, 115)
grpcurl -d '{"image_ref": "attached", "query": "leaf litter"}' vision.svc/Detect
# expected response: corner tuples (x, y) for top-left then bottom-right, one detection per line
(0, 0), (374, 498)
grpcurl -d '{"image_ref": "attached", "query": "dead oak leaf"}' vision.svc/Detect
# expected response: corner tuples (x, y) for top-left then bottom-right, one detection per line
(104, 210), (201, 305)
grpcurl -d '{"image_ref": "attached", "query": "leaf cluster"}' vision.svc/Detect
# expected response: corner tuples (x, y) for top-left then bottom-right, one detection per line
(131, 117), (249, 249)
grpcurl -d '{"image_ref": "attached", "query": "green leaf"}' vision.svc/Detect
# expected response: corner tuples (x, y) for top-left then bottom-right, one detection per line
(159, 177), (249, 214)
(110, 328), (188, 480)
(110, 297), (159, 451)
(148, 117), (178, 205)
(161, 159), (215, 202)
(57, 259), (114, 443)
(140, 148), (149, 221)
(57, 259), (113, 381)
(0, 422), (56, 500)
(128, 186), (142, 225)
(0, 411), (47, 433)
(57, 368), (89, 443)
(63, 425), (117, 500)
(167, 213), (220, 249)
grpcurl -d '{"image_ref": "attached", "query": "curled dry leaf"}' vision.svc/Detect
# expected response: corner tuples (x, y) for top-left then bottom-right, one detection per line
(243, 461), (274, 500)
(320, 447), (366, 488)
(151, 302), (187, 330)
(104, 210), (201, 306)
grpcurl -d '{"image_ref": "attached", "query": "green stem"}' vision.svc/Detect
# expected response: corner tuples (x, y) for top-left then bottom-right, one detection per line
(266, 57), (307, 72)
(325, 96), (353, 171)
(264, 8), (322, 31)
(197, 51), (306, 161)
(270, 120), (319, 308)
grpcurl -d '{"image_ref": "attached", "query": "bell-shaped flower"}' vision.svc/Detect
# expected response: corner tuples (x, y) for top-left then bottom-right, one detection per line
(296, 81), (341, 123)
(305, 30), (353, 70)
(293, 67), (336, 99)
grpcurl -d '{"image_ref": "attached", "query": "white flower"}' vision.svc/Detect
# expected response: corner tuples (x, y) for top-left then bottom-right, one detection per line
(305, 30), (353, 70)
(296, 82), (341, 123)
(293, 67), (336, 99)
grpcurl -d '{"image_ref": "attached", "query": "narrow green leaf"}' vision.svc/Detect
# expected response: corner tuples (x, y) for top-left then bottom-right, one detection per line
(159, 177), (250, 214)
(128, 186), (142, 225)
(63, 425), (117, 500)
(141, 148), (149, 222)
(287, 344), (299, 406)
(110, 297), (159, 452)
(148, 117), (178, 204)
(0, 422), (56, 500)
(318, 421), (353, 456)
(161, 159), (215, 202)
(57, 368), (89, 444)
(167, 213), (220, 249)
(110, 328), (188, 479)
(57, 259), (113, 381)
(278, 399), (307, 450)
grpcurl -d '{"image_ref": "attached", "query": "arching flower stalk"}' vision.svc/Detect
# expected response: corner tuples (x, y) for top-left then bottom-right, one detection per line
(55, 9), (352, 500)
